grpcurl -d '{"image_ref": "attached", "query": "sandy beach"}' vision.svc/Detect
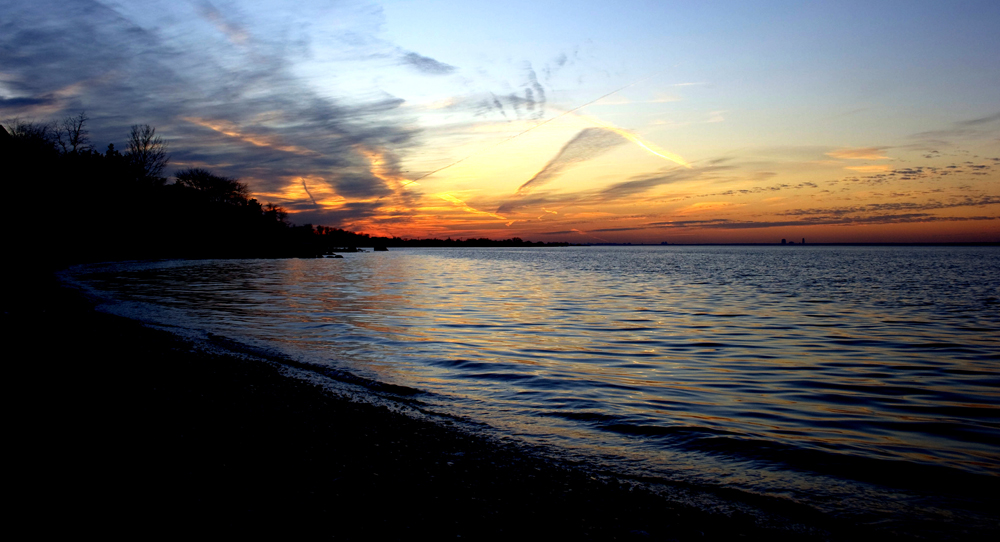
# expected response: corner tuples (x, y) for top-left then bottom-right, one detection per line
(5, 270), (941, 540)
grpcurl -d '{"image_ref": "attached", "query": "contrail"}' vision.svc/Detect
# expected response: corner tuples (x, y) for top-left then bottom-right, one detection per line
(572, 111), (690, 168)
(438, 193), (506, 220)
(403, 75), (662, 186)
(515, 127), (626, 195)
(571, 228), (610, 243)
(301, 178), (318, 205)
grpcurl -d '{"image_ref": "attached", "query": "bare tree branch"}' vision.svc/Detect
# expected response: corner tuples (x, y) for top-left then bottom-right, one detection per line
(127, 124), (169, 185)
(4, 117), (53, 143)
(174, 168), (250, 204)
(57, 112), (91, 154)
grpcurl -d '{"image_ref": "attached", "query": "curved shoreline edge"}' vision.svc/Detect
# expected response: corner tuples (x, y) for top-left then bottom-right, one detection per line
(4, 272), (988, 540)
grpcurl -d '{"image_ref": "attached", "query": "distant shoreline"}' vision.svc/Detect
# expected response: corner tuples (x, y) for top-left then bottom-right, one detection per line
(557, 242), (1000, 247)
(347, 241), (1000, 248)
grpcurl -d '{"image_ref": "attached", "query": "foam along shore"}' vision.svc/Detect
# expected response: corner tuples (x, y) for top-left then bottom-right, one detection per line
(7, 273), (912, 540)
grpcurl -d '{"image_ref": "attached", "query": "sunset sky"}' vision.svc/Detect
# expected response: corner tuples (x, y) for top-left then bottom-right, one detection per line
(3, 0), (998, 243)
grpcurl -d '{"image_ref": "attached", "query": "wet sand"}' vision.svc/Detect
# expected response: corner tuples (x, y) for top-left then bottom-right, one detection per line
(6, 272), (906, 540)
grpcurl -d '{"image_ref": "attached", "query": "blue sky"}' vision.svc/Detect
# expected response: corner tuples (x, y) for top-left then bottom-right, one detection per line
(2, 0), (998, 241)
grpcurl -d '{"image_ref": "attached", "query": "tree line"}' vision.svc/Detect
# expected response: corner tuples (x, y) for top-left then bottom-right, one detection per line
(1, 113), (566, 269)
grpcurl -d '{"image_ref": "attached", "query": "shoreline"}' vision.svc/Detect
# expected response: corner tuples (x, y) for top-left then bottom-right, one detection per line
(4, 271), (985, 540)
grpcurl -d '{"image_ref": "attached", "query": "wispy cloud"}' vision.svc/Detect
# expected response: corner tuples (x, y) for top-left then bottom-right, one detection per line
(696, 181), (818, 198)
(592, 94), (682, 105)
(183, 116), (318, 156)
(632, 213), (1000, 232)
(957, 112), (1000, 127)
(399, 51), (457, 75)
(778, 195), (1000, 217)
(438, 193), (506, 220)
(0, 0), (421, 225)
(597, 166), (710, 200)
(516, 127), (626, 196)
(4, 1), (996, 242)
(845, 165), (892, 172)
(495, 164), (715, 216)
(826, 147), (891, 160)
(198, 1), (250, 45)
(573, 112), (690, 167)
(832, 161), (996, 186)
(910, 112), (1000, 141)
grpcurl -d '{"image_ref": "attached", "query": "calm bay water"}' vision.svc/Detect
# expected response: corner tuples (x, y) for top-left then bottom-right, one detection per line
(66, 246), (1000, 534)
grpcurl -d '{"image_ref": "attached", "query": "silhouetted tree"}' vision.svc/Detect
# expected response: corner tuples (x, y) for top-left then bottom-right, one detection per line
(2, 118), (62, 264)
(4, 118), (55, 148)
(3, 112), (570, 265)
(56, 112), (91, 154)
(174, 168), (250, 205)
(126, 124), (168, 185)
(264, 202), (288, 224)
(2, 118), (60, 181)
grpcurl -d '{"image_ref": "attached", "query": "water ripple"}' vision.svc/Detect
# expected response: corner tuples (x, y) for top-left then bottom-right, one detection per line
(69, 245), (1000, 534)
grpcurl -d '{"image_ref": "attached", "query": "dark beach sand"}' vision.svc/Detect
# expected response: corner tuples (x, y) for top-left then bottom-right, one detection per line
(5, 271), (935, 540)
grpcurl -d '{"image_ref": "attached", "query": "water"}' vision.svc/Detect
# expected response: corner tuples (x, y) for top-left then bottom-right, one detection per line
(65, 246), (1000, 535)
